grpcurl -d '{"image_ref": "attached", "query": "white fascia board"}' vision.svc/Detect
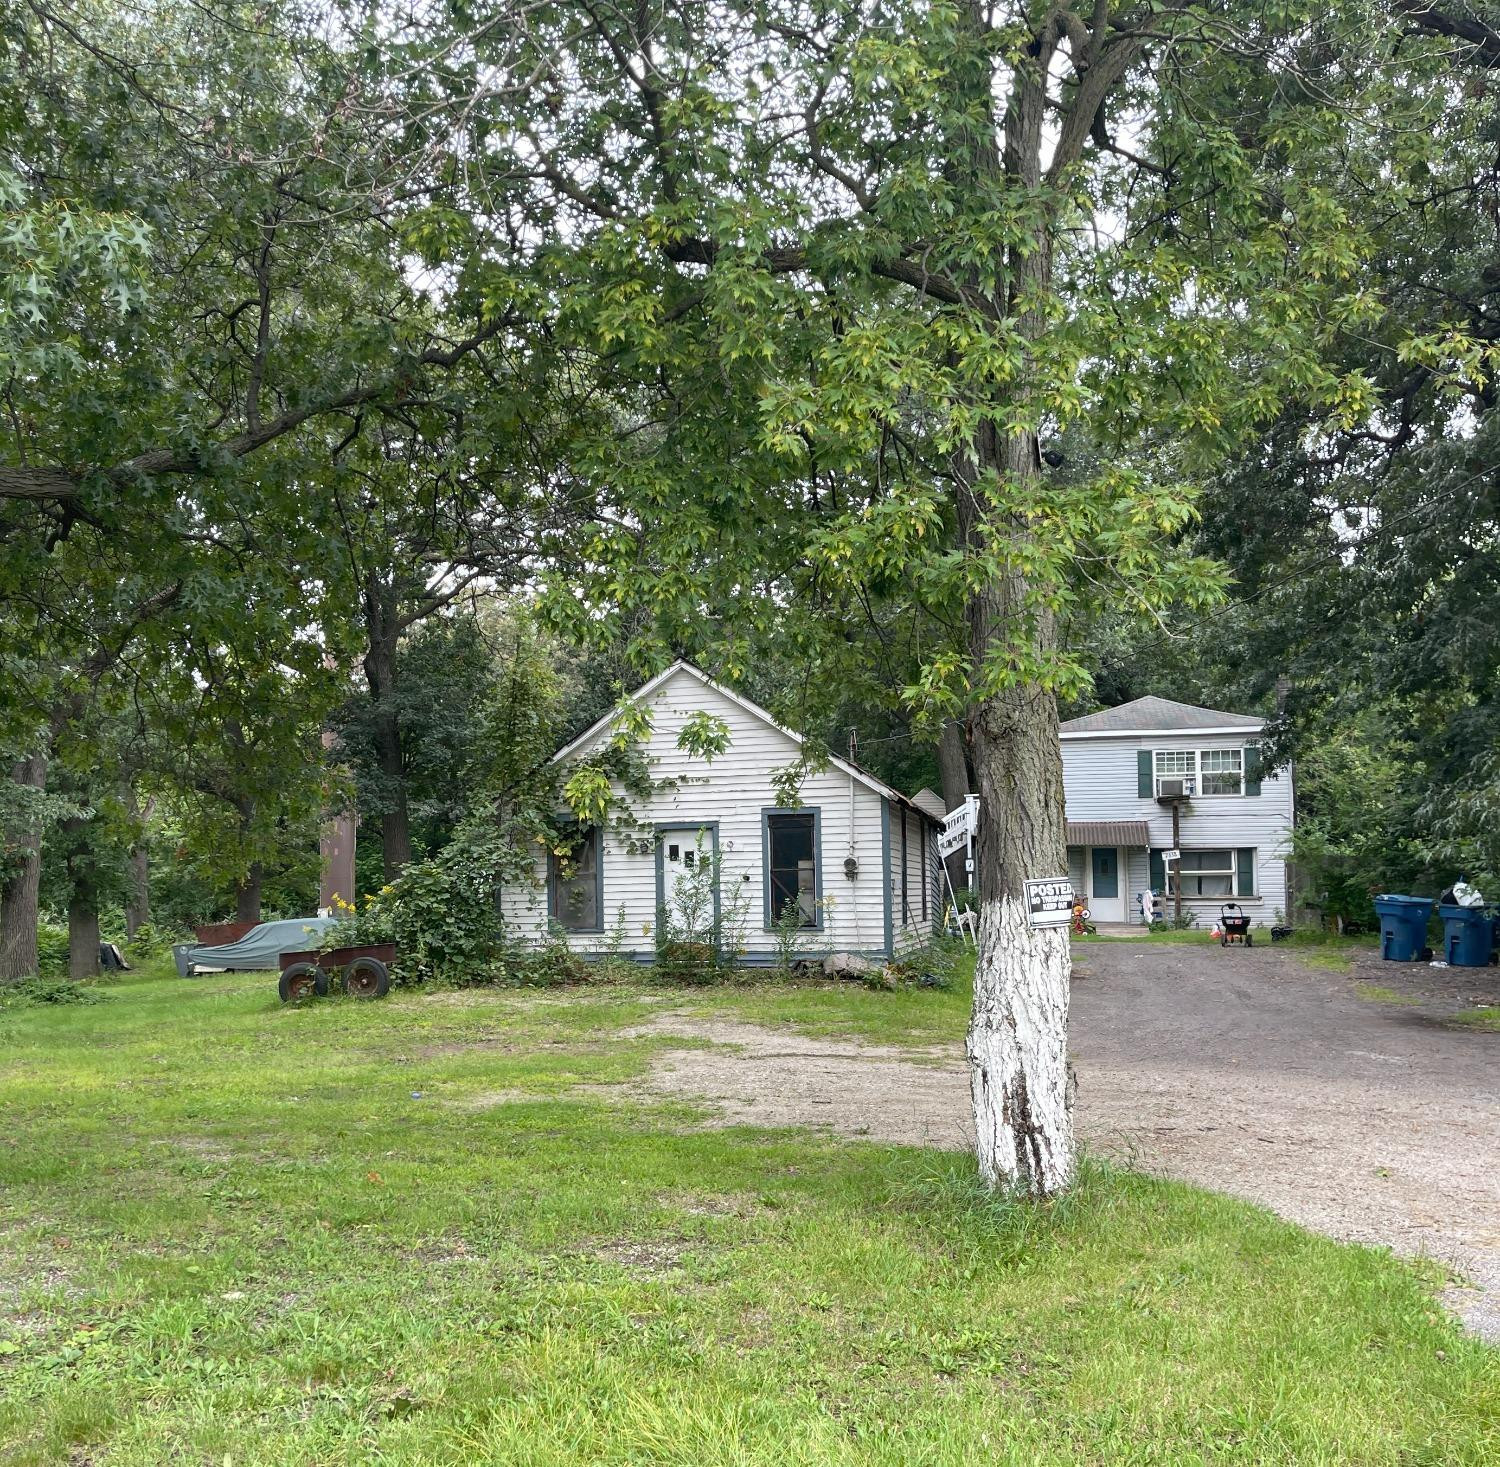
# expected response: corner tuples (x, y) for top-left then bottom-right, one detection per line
(1059, 725), (1264, 741)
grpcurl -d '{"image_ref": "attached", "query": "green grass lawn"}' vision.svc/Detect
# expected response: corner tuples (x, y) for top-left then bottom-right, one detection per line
(0, 961), (1495, 1465)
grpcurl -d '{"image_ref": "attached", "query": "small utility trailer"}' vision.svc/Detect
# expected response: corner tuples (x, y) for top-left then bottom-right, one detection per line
(277, 943), (396, 1002)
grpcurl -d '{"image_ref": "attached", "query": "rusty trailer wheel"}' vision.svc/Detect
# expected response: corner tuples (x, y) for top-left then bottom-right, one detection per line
(343, 957), (390, 1000)
(279, 962), (328, 1003)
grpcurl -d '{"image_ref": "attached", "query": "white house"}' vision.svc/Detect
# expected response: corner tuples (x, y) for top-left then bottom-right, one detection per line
(499, 662), (942, 962)
(1060, 695), (1294, 925)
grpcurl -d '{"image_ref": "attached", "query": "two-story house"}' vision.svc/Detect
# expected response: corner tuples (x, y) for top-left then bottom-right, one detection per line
(1060, 696), (1293, 926)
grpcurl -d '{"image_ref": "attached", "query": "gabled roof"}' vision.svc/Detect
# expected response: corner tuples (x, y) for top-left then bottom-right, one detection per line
(1059, 695), (1263, 737)
(550, 660), (941, 821)
(911, 788), (948, 822)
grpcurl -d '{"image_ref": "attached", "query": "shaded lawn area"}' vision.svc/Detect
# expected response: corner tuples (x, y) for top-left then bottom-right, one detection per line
(0, 963), (1495, 1465)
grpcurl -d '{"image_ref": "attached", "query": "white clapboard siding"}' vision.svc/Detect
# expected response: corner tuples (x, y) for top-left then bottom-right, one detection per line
(1061, 728), (1294, 920)
(500, 665), (935, 961)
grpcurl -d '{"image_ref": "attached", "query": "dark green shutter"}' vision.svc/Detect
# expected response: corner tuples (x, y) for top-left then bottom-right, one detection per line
(1149, 849), (1166, 892)
(1244, 743), (1262, 796)
(1236, 848), (1256, 896)
(1138, 749), (1153, 797)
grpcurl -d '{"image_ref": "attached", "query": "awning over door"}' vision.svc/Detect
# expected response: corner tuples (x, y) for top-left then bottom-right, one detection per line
(1066, 820), (1150, 847)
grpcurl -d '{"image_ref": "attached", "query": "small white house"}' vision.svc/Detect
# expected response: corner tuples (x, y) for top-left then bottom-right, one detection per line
(500, 662), (942, 962)
(1060, 695), (1294, 925)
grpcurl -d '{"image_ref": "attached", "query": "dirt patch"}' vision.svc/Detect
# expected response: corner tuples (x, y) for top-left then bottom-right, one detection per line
(1347, 947), (1500, 1014)
(617, 1015), (966, 1149)
(414, 1037), (519, 1060)
(616, 942), (1500, 1342)
(588, 1237), (691, 1276)
(448, 1088), (536, 1110)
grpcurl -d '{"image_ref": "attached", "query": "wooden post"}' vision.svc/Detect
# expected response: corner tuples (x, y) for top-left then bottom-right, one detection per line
(1172, 800), (1183, 926)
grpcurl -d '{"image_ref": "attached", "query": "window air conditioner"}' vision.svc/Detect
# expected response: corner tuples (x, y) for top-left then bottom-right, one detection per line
(1159, 778), (1196, 797)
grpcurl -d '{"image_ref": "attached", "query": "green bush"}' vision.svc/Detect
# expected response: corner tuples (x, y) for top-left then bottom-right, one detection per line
(886, 936), (963, 990)
(319, 824), (524, 985)
(36, 922), (68, 977)
(0, 976), (109, 1007)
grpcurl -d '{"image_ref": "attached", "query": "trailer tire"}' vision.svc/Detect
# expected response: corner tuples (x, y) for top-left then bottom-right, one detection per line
(279, 963), (328, 1003)
(1245, 934), (1253, 948)
(343, 957), (390, 1000)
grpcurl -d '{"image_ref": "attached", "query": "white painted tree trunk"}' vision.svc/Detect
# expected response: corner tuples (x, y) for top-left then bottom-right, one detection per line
(966, 893), (1074, 1195)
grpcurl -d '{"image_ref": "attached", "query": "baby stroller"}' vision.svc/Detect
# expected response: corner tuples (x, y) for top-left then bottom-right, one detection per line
(1219, 902), (1253, 948)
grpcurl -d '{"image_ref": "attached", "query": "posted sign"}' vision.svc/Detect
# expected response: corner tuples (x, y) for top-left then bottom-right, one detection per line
(1024, 877), (1075, 928)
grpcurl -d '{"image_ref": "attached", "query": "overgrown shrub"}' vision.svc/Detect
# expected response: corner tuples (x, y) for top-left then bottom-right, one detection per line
(885, 937), (963, 990)
(35, 922), (67, 977)
(318, 824), (526, 984)
(0, 976), (109, 1007)
(124, 922), (178, 959)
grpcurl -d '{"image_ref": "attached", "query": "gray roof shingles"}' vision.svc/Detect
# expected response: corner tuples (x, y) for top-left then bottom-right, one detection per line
(1059, 695), (1262, 735)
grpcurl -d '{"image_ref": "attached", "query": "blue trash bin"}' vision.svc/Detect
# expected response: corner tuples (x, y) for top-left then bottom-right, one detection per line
(1373, 895), (1433, 961)
(1439, 904), (1494, 967)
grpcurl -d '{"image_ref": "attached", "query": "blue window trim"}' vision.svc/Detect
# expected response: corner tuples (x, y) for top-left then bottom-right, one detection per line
(654, 822), (721, 938)
(761, 807), (823, 931)
(880, 798), (893, 957)
(547, 822), (605, 934)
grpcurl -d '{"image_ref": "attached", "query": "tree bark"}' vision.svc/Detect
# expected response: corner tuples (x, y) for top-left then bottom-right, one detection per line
(961, 431), (1075, 1200)
(68, 888), (100, 980)
(126, 844), (151, 937)
(362, 575), (412, 881)
(937, 719), (973, 892)
(125, 789), (153, 938)
(0, 754), (49, 982)
(958, 6), (1075, 1198)
(234, 860), (263, 924)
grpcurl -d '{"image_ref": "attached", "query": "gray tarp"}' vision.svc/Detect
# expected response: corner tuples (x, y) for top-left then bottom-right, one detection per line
(175, 917), (336, 975)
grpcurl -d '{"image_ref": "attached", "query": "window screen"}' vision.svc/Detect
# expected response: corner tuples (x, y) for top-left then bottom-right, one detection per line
(766, 813), (817, 927)
(549, 826), (600, 930)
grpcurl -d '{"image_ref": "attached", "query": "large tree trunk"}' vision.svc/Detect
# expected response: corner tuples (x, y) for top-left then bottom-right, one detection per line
(965, 677), (1073, 1197)
(125, 789), (153, 938)
(68, 887), (100, 980)
(61, 813), (100, 979)
(956, 3), (1076, 1199)
(234, 860), (263, 924)
(126, 844), (151, 937)
(960, 421), (1075, 1197)
(0, 754), (48, 982)
(362, 576), (411, 881)
(937, 719), (972, 892)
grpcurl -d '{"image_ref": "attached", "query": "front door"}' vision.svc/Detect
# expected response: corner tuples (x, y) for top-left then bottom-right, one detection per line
(1089, 847), (1124, 923)
(657, 826), (718, 937)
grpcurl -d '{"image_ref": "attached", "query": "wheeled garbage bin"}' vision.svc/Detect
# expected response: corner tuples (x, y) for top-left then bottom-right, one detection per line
(1439, 903), (1494, 967)
(1373, 895), (1433, 961)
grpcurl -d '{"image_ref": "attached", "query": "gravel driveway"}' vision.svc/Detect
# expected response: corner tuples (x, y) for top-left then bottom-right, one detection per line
(626, 941), (1500, 1339)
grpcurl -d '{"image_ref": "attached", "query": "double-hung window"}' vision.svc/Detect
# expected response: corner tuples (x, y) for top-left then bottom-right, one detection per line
(1199, 749), (1243, 796)
(1172, 849), (1237, 898)
(549, 825), (602, 931)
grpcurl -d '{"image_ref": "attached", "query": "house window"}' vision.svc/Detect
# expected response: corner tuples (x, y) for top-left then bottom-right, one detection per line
(1154, 750), (1195, 794)
(765, 811), (818, 928)
(549, 826), (602, 931)
(1170, 849), (1246, 898)
(1200, 749), (1243, 796)
(1154, 748), (1243, 797)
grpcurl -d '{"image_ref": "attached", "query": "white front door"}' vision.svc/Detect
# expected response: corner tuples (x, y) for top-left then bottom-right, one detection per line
(1088, 846), (1124, 923)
